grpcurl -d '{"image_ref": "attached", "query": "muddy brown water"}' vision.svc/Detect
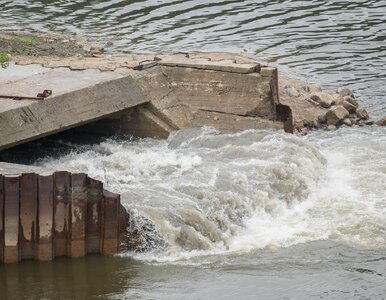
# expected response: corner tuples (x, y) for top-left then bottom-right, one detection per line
(1, 1), (386, 299)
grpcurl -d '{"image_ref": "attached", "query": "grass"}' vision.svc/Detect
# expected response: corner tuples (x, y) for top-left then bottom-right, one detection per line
(0, 52), (10, 68)
(11, 45), (30, 55)
(12, 36), (37, 45)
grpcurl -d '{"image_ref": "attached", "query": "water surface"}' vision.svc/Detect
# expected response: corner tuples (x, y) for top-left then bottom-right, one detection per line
(0, 1), (386, 299)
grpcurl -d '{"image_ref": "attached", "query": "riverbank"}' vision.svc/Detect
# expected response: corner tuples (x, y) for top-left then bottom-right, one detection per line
(0, 31), (86, 60)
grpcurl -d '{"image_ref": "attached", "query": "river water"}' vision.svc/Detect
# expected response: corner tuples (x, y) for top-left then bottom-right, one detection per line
(0, 1), (386, 299)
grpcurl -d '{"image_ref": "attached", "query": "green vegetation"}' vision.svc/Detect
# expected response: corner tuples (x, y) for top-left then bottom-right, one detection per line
(0, 52), (10, 68)
(10, 45), (30, 55)
(12, 36), (37, 45)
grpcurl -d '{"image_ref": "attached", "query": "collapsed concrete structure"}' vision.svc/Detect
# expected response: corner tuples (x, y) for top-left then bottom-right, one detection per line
(0, 47), (372, 262)
(0, 52), (294, 151)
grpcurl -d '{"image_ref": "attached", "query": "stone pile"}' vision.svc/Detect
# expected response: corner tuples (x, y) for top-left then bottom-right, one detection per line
(375, 116), (386, 126)
(279, 77), (375, 135)
(314, 88), (370, 131)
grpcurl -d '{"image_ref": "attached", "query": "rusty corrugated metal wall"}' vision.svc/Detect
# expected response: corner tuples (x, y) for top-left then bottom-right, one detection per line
(0, 172), (127, 263)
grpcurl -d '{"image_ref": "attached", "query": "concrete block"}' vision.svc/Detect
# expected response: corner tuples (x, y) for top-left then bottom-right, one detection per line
(159, 66), (275, 119)
(260, 67), (276, 77)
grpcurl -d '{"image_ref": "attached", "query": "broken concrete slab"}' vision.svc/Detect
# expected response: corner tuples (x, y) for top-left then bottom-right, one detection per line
(3, 51), (371, 150)
(191, 110), (283, 132)
(158, 59), (257, 74)
(0, 65), (149, 150)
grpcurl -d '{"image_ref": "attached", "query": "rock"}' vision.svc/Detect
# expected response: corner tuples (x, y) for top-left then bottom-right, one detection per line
(91, 48), (103, 57)
(90, 46), (104, 57)
(341, 100), (357, 113)
(91, 52), (103, 58)
(213, 116), (219, 121)
(349, 117), (358, 125)
(365, 120), (374, 126)
(342, 118), (352, 127)
(332, 93), (342, 103)
(318, 114), (327, 124)
(298, 127), (308, 136)
(325, 106), (349, 126)
(375, 116), (386, 126)
(356, 108), (369, 120)
(284, 84), (299, 97)
(343, 96), (359, 108)
(307, 84), (322, 94)
(311, 92), (335, 108)
(327, 125), (337, 131)
(337, 87), (354, 98)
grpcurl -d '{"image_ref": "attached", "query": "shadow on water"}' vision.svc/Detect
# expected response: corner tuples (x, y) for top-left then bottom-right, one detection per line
(0, 255), (139, 300)
(0, 128), (137, 166)
(3, 241), (385, 299)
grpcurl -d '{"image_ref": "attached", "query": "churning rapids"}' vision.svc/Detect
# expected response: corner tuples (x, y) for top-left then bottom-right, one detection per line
(33, 127), (386, 263)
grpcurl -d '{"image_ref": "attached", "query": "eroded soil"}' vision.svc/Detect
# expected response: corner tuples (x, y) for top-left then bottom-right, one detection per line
(0, 31), (87, 58)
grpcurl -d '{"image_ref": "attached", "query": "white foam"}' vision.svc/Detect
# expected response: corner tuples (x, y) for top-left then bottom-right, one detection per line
(38, 127), (386, 263)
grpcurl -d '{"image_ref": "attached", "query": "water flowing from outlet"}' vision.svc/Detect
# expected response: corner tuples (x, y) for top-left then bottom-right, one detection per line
(35, 126), (386, 264)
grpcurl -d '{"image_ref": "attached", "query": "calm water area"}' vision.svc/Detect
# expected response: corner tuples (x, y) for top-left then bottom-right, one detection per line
(0, 1), (386, 299)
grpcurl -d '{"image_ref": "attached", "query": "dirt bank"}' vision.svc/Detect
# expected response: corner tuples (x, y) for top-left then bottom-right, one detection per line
(0, 31), (86, 61)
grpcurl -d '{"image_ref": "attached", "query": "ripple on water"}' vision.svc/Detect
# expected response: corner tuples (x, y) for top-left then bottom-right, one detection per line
(1, 0), (385, 117)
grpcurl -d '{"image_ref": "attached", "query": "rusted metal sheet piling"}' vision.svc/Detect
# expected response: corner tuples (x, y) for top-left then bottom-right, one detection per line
(0, 172), (127, 263)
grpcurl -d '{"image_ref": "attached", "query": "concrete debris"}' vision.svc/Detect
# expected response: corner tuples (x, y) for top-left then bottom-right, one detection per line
(326, 106), (350, 126)
(375, 116), (386, 126)
(356, 108), (369, 120)
(260, 67), (276, 77)
(311, 92), (335, 108)
(337, 87), (355, 98)
(342, 118), (352, 127)
(341, 100), (357, 113)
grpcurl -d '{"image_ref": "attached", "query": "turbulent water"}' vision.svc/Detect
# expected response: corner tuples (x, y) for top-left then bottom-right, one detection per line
(1, 0), (386, 299)
(35, 127), (386, 261)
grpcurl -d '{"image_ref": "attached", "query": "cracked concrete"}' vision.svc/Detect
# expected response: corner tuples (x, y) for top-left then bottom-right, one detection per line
(1, 52), (292, 150)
